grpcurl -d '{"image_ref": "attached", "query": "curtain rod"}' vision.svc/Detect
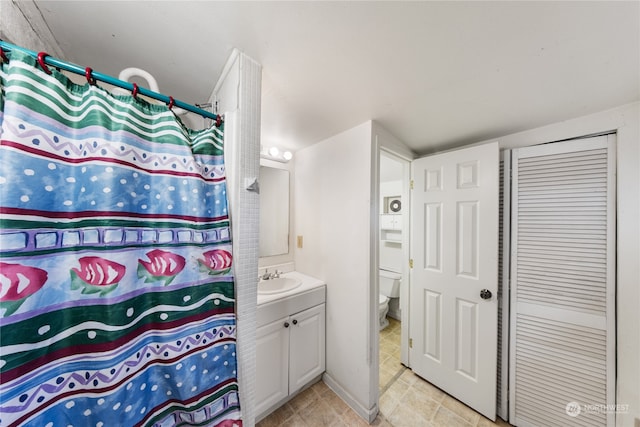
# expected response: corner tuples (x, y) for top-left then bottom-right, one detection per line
(0, 40), (222, 125)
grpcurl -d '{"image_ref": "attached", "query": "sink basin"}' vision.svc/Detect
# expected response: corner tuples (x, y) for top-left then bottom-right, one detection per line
(258, 277), (302, 295)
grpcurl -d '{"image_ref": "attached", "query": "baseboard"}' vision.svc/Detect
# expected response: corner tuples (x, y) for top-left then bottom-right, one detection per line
(322, 372), (378, 423)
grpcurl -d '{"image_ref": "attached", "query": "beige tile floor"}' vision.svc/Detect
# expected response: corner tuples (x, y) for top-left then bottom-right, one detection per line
(256, 379), (391, 427)
(257, 317), (512, 426)
(379, 318), (512, 427)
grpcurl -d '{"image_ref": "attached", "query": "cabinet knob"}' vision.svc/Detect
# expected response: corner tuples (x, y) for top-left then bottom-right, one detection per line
(284, 322), (290, 328)
(292, 319), (298, 325)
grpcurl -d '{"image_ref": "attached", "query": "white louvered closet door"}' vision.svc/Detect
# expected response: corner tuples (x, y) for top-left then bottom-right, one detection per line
(509, 135), (616, 427)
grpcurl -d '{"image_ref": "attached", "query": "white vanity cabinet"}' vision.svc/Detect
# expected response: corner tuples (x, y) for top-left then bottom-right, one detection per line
(256, 284), (326, 420)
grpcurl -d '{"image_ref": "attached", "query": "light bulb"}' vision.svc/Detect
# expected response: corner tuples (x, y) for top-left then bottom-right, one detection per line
(283, 151), (293, 161)
(268, 147), (279, 157)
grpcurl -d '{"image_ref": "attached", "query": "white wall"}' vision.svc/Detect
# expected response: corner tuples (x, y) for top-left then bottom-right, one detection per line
(476, 102), (639, 427)
(0, 0), (64, 57)
(294, 121), (377, 420)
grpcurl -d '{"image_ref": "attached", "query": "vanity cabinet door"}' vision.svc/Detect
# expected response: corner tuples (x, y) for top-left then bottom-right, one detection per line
(288, 303), (326, 394)
(255, 315), (290, 416)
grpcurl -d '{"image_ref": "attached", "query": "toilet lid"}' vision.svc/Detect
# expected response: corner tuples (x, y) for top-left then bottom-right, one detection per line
(379, 295), (388, 304)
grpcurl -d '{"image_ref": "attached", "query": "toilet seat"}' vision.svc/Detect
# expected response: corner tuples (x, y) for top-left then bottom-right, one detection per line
(379, 294), (389, 305)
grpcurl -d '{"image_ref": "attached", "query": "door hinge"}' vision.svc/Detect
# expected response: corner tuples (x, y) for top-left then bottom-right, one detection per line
(409, 259), (414, 268)
(409, 338), (413, 348)
(410, 180), (414, 190)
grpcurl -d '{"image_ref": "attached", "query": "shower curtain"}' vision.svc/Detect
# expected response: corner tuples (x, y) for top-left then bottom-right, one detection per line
(0, 50), (241, 427)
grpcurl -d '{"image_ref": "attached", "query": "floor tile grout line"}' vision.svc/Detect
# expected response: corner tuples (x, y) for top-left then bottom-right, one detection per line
(379, 365), (407, 396)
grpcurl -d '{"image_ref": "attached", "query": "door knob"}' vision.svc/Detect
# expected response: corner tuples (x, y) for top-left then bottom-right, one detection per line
(480, 289), (492, 300)
(284, 322), (290, 328)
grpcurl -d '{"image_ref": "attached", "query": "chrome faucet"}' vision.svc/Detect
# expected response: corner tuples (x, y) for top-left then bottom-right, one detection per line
(260, 269), (281, 280)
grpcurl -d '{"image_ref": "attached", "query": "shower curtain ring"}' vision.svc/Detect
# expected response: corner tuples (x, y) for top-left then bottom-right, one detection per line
(168, 96), (175, 110)
(85, 67), (96, 85)
(131, 83), (139, 99)
(0, 48), (8, 63)
(37, 52), (52, 74)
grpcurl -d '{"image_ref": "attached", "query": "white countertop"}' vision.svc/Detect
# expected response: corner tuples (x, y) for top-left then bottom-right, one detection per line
(257, 271), (325, 306)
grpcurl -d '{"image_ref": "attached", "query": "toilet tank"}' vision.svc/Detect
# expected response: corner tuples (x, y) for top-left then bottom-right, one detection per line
(379, 269), (401, 298)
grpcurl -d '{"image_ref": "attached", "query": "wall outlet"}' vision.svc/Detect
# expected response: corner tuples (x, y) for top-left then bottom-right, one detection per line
(297, 235), (303, 249)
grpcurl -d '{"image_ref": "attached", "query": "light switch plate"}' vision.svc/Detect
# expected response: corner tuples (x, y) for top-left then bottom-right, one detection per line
(297, 235), (303, 248)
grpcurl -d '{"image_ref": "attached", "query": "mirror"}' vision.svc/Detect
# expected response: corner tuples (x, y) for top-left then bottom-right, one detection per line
(259, 166), (290, 257)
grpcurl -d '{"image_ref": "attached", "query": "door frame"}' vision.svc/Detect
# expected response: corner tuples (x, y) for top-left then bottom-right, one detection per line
(377, 147), (413, 359)
(379, 148), (412, 365)
(498, 150), (512, 421)
(373, 146), (412, 411)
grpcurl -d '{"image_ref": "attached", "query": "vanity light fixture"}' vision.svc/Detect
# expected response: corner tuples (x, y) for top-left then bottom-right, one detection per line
(261, 145), (293, 163)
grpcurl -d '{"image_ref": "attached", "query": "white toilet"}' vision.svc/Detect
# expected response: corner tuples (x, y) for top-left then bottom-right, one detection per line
(379, 269), (401, 330)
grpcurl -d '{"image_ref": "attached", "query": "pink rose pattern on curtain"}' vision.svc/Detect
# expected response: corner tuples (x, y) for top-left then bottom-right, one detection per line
(0, 51), (241, 427)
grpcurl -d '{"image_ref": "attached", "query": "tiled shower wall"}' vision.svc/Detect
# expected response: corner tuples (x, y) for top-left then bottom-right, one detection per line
(214, 51), (262, 426)
(234, 54), (262, 427)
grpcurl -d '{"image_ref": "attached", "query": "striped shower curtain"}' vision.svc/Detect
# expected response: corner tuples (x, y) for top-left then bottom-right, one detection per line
(0, 50), (241, 426)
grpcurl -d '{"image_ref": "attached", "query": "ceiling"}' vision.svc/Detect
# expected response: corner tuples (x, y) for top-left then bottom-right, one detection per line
(35, 1), (639, 156)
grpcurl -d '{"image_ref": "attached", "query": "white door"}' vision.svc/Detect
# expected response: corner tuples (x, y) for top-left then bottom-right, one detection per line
(410, 142), (499, 420)
(509, 135), (616, 427)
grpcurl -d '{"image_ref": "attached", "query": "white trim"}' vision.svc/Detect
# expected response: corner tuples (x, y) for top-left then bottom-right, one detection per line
(379, 147), (412, 367)
(212, 48), (240, 99)
(605, 134), (617, 427)
(497, 149), (511, 421)
(370, 133), (380, 412)
(323, 373), (378, 423)
(372, 123), (414, 420)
